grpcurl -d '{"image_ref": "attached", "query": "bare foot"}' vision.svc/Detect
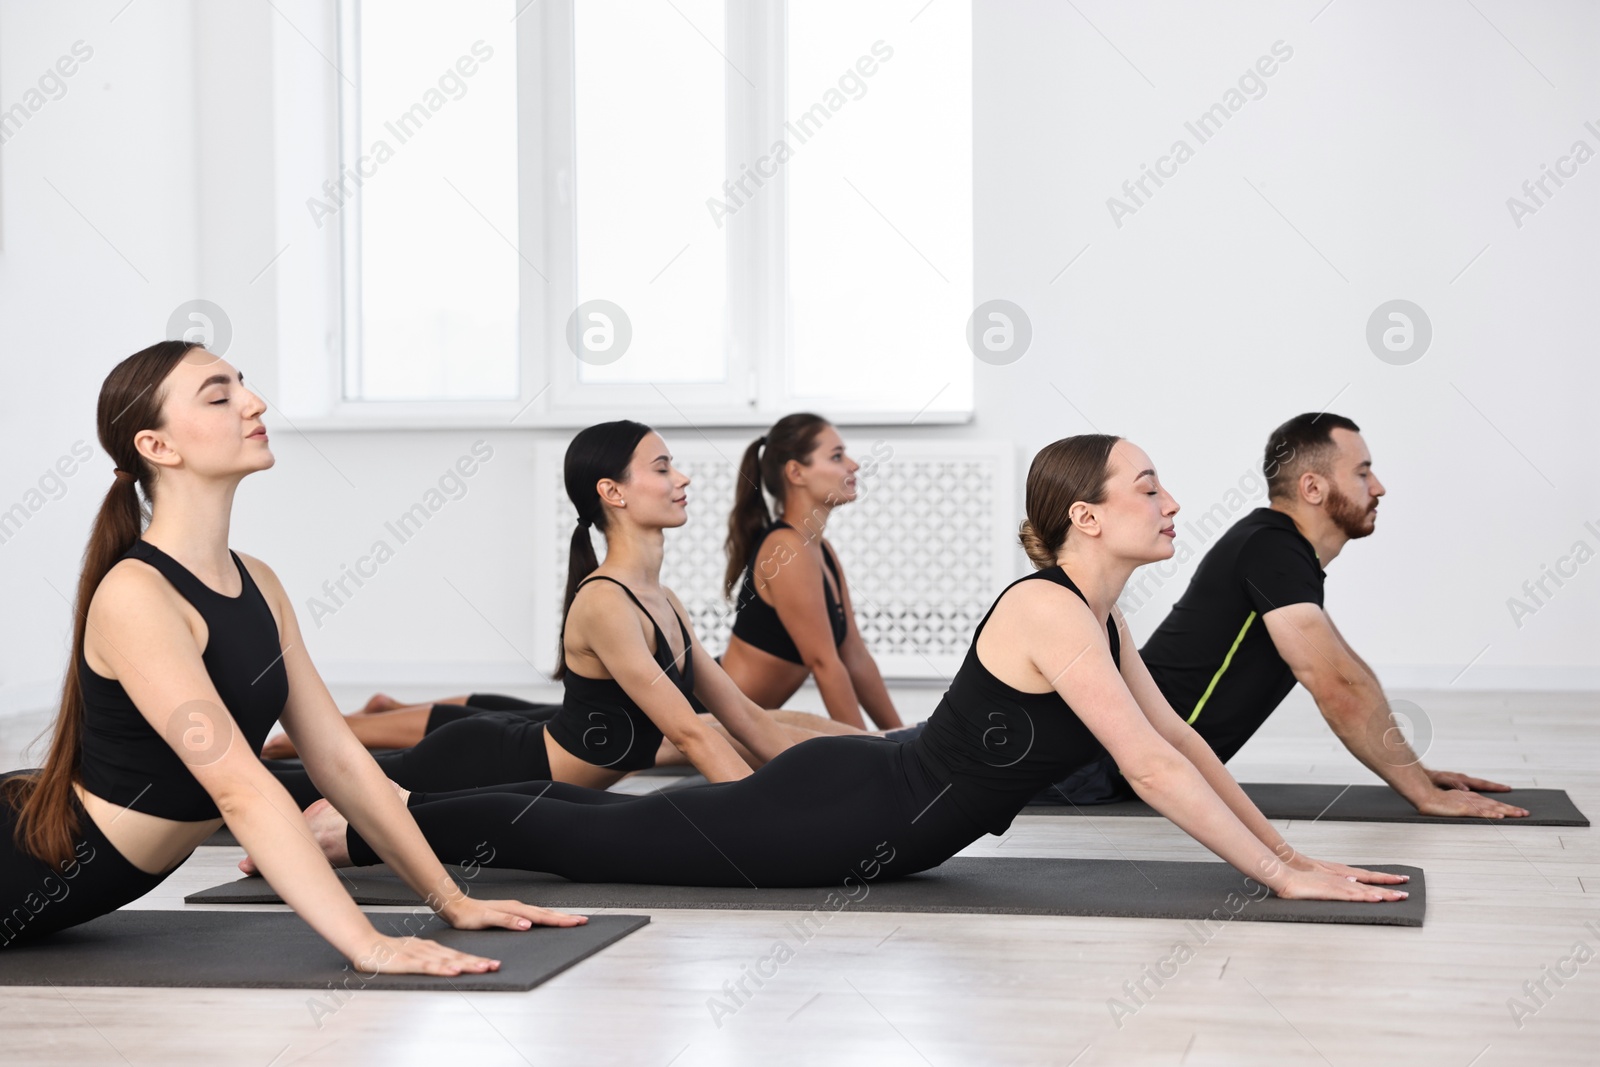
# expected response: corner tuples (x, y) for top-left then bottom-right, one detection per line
(354, 692), (403, 716)
(260, 733), (296, 759)
(238, 798), (353, 875)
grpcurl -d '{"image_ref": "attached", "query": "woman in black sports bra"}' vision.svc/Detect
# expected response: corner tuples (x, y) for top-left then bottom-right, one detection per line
(0, 341), (580, 963)
(269, 434), (1411, 909)
(258, 418), (882, 760)
(255, 420), (804, 816)
(717, 414), (904, 730)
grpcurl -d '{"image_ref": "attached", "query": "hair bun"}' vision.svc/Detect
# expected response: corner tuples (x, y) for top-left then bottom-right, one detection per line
(1017, 518), (1055, 570)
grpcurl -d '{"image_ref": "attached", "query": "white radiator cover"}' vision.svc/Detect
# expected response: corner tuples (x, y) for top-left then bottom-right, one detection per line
(534, 438), (1019, 681)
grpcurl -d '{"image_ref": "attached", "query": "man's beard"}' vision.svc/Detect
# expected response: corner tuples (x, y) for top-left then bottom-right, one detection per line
(1326, 483), (1377, 539)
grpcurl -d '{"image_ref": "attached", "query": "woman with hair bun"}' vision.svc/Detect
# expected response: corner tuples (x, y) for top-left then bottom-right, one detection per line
(718, 413), (904, 730)
(260, 434), (1413, 908)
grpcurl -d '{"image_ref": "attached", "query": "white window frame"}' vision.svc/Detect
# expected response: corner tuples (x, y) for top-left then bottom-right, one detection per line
(270, 0), (972, 430)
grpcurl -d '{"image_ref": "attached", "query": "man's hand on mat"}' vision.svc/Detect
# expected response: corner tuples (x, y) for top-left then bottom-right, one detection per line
(437, 897), (588, 931)
(351, 933), (507, 977)
(1428, 768), (1513, 793)
(1412, 787), (1529, 819)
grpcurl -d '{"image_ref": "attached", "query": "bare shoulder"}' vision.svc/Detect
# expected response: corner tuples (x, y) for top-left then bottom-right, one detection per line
(993, 572), (1096, 625)
(754, 525), (822, 581)
(236, 551), (285, 597)
(92, 555), (182, 621)
(568, 573), (641, 627)
(85, 558), (196, 675)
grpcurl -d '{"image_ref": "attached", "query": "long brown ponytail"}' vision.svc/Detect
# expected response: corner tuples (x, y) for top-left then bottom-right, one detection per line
(554, 420), (653, 680)
(722, 413), (829, 597)
(1, 341), (200, 869)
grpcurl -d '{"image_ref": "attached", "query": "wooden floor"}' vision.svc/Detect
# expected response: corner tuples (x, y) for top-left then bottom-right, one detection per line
(1, 687), (1595, 1066)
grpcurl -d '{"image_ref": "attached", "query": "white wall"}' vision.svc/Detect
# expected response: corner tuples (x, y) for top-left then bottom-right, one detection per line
(2, 0), (1595, 716)
(0, 0), (201, 709)
(968, 0), (1600, 687)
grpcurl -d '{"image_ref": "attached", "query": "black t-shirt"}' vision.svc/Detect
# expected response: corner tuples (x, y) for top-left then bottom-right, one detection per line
(1140, 508), (1326, 763)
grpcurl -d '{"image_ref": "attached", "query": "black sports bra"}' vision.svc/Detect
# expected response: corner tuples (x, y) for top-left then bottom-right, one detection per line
(78, 540), (290, 821)
(729, 521), (848, 664)
(546, 575), (695, 773)
(903, 565), (1121, 835)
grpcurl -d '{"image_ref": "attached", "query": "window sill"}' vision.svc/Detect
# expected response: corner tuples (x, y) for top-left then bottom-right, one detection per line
(275, 403), (975, 432)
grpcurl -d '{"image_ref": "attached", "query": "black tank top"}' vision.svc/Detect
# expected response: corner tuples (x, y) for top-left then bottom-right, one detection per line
(904, 565), (1121, 835)
(729, 521), (847, 663)
(78, 540), (290, 820)
(546, 576), (695, 773)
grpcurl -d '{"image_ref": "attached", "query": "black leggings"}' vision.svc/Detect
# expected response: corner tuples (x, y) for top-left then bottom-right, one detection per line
(1, 772), (173, 948)
(424, 696), (560, 736)
(266, 712), (558, 810)
(346, 735), (985, 888)
(886, 723), (1134, 805)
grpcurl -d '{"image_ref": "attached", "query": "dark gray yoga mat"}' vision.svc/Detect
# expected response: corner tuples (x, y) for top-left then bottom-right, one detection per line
(0, 910), (648, 991)
(186, 857), (1425, 926)
(1026, 783), (1589, 826)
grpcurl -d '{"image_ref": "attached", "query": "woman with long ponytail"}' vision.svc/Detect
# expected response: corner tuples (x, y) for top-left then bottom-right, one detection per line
(0, 342), (581, 957)
(250, 420), (804, 825)
(718, 414), (904, 730)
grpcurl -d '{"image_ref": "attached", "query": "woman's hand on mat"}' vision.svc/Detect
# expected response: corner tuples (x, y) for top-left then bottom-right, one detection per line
(1413, 787), (1528, 819)
(349, 933), (506, 976)
(1272, 868), (1409, 903)
(438, 897), (589, 931)
(1283, 854), (1409, 885)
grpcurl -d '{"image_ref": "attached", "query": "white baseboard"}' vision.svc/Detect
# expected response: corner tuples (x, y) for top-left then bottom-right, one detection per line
(1372, 665), (1600, 691)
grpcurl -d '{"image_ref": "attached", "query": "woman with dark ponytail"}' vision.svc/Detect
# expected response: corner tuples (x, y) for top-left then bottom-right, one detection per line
(255, 421), (801, 818)
(0, 342), (581, 959)
(271, 434), (1411, 911)
(274, 413), (899, 756)
(718, 414), (904, 730)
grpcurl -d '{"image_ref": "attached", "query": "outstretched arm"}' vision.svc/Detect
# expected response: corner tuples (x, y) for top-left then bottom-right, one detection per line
(1322, 613), (1518, 796)
(1263, 603), (1527, 818)
(830, 548), (904, 730)
(569, 582), (756, 781)
(253, 558), (586, 938)
(1011, 583), (1406, 902)
(92, 560), (570, 982)
(665, 589), (795, 765)
(760, 531), (870, 728)
(1114, 608), (1378, 879)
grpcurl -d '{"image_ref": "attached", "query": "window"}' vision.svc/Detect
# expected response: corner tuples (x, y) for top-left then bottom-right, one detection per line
(572, 0), (729, 387)
(339, 0), (521, 403)
(783, 1), (973, 414)
(291, 0), (972, 427)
